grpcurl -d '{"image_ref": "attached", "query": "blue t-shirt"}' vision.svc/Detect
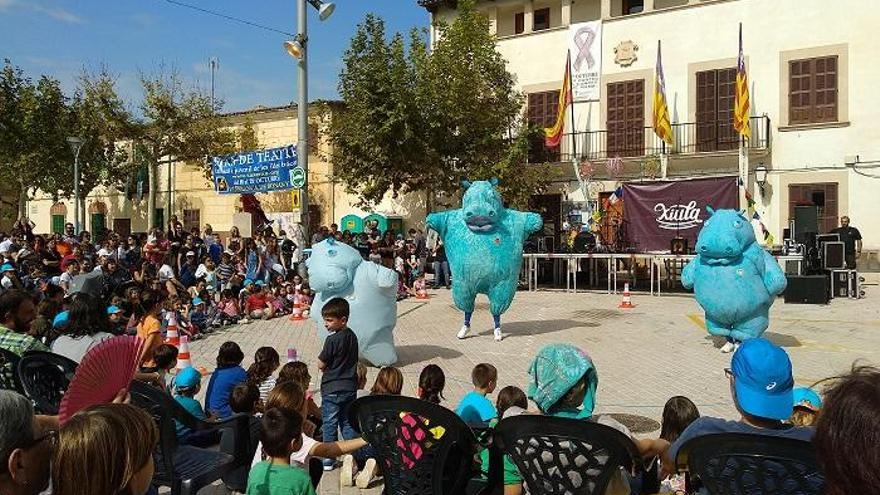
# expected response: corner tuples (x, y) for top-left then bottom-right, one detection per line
(455, 391), (497, 424)
(174, 395), (207, 440)
(669, 416), (815, 462)
(205, 365), (248, 418)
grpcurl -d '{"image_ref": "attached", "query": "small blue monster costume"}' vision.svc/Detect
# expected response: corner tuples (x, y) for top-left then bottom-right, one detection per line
(426, 179), (542, 340)
(307, 238), (399, 366)
(681, 208), (787, 343)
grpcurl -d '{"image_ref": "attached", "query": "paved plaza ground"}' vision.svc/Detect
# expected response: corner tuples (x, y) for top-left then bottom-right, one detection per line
(188, 285), (880, 494)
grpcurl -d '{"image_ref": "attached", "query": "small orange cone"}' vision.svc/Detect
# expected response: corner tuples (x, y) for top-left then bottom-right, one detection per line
(176, 335), (192, 369)
(415, 289), (429, 300)
(289, 293), (306, 321)
(618, 283), (636, 309)
(165, 313), (180, 347)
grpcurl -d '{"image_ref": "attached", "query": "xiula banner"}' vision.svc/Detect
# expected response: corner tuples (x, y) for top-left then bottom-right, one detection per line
(623, 177), (738, 251)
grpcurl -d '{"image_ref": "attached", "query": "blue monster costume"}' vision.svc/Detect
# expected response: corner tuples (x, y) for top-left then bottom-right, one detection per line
(307, 238), (399, 366)
(426, 179), (542, 341)
(681, 208), (787, 347)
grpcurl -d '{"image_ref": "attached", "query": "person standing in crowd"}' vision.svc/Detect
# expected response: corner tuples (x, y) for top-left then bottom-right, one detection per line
(831, 216), (863, 269)
(431, 240), (450, 289)
(228, 226), (245, 259)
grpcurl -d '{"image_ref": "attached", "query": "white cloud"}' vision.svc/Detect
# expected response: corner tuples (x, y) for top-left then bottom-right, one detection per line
(0, 0), (16, 10)
(31, 4), (84, 24)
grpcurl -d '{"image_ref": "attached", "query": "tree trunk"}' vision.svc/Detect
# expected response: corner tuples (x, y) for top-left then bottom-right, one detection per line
(17, 182), (28, 221)
(148, 159), (158, 230)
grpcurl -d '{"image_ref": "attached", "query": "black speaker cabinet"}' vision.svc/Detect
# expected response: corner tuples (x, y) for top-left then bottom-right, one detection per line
(784, 275), (829, 304)
(823, 241), (845, 270)
(793, 206), (819, 242)
(670, 237), (688, 255)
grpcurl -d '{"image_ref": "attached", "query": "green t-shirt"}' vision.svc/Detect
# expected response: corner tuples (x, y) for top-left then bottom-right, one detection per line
(246, 461), (316, 495)
(478, 419), (522, 486)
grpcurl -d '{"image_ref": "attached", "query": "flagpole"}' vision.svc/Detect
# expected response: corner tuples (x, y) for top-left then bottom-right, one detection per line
(658, 40), (669, 179)
(567, 50), (577, 161)
(737, 23), (748, 211)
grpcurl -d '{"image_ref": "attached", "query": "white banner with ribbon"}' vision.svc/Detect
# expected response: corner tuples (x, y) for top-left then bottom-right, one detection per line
(569, 21), (602, 101)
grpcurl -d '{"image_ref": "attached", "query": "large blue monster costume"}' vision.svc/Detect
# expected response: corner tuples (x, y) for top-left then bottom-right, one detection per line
(307, 238), (399, 366)
(426, 179), (542, 341)
(682, 208), (787, 347)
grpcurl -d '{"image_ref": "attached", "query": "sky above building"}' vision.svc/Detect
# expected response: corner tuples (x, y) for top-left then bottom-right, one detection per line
(0, 0), (428, 113)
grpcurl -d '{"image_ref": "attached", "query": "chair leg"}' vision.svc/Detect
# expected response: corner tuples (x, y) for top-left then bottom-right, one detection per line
(179, 480), (193, 495)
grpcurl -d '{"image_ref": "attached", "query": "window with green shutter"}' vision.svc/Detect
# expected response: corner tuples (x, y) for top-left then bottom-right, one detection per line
(51, 215), (65, 235)
(90, 213), (106, 237)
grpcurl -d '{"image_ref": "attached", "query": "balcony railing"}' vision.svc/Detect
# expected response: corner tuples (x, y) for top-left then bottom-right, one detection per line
(533, 115), (771, 163)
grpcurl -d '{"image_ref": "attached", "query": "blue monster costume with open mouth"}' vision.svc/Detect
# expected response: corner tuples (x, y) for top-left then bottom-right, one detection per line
(426, 179), (542, 341)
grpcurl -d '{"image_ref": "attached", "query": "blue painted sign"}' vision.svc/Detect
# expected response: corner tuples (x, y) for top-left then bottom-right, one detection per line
(211, 145), (303, 194)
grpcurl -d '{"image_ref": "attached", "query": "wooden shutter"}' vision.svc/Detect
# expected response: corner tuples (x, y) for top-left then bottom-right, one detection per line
(606, 80), (644, 157)
(112, 218), (132, 237)
(696, 70), (718, 152)
(789, 56), (838, 125)
(514, 12), (524, 34)
(533, 8), (550, 31)
(788, 183), (839, 233)
(183, 209), (201, 232)
(527, 91), (561, 162)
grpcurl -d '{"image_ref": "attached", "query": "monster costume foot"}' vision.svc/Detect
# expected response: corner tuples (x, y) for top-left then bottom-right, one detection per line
(493, 327), (503, 342)
(457, 325), (470, 339)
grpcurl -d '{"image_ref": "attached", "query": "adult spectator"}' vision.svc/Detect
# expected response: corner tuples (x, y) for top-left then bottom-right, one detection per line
(0, 390), (57, 495)
(831, 216), (862, 269)
(143, 229), (169, 267)
(0, 290), (47, 355)
(119, 235), (141, 270)
(431, 240), (450, 289)
(311, 226), (329, 245)
(102, 257), (131, 298)
(41, 238), (62, 277)
(279, 230), (297, 275)
(61, 223), (78, 247)
(0, 234), (17, 263)
(661, 338), (811, 475)
(50, 293), (115, 363)
(228, 226), (245, 258)
(178, 250), (199, 288)
(814, 365), (880, 494)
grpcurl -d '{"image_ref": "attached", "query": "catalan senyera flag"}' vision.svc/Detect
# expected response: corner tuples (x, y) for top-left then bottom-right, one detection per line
(544, 52), (572, 148)
(652, 41), (674, 146)
(734, 23), (751, 138)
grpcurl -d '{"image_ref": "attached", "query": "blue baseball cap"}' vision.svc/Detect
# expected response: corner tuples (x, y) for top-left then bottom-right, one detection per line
(792, 387), (822, 411)
(243, 279), (254, 287)
(175, 367), (202, 390)
(52, 310), (70, 328)
(106, 305), (124, 315)
(254, 280), (265, 287)
(0, 263), (13, 272)
(192, 297), (204, 306)
(730, 338), (794, 420)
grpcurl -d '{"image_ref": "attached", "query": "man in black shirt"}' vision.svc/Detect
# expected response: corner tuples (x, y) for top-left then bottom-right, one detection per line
(831, 216), (862, 269)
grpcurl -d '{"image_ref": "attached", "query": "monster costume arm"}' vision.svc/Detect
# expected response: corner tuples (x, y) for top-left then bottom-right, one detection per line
(681, 256), (698, 289)
(426, 211), (450, 239)
(364, 260), (399, 289)
(523, 212), (543, 237)
(760, 249), (787, 296)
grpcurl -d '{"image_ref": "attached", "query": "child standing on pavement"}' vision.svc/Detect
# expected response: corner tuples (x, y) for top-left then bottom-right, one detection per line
(316, 298), (359, 471)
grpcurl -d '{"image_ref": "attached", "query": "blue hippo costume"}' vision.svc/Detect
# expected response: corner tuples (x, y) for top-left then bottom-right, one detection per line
(426, 179), (542, 341)
(682, 208), (787, 350)
(307, 238), (399, 366)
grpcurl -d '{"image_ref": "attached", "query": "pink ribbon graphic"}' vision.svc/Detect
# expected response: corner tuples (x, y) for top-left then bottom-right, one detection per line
(573, 26), (597, 71)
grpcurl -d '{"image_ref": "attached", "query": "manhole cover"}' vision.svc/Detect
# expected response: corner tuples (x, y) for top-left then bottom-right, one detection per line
(606, 413), (660, 434)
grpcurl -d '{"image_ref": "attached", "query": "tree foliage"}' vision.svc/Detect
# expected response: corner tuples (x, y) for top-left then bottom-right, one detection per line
(330, 0), (549, 208)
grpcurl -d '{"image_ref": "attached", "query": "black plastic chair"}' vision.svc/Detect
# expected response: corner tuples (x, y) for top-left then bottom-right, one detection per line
(17, 351), (78, 414)
(129, 380), (250, 495)
(675, 433), (824, 495)
(220, 415), (261, 492)
(0, 347), (23, 393)
(493, 415), (643, 495)
(349, 395), (479, 495)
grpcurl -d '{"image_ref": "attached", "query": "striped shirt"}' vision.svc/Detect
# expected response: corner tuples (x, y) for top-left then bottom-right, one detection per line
(216, 263), (236, 282)
(258, 376), (277, 403)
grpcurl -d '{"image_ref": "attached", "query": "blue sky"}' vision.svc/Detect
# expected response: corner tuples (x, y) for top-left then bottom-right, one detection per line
(0, 0), (429, 113)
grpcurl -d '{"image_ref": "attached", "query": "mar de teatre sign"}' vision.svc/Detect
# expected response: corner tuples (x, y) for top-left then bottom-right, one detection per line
(211, 145), (304, 195)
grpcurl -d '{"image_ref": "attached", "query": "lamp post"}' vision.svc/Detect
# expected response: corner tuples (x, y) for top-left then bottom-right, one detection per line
(284, 0), (335, 246)
(754, 162), (768, 196)
(66, 137), (84, 234)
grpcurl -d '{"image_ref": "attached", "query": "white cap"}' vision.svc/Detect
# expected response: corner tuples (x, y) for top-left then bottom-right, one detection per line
(186, 251), (196, 257)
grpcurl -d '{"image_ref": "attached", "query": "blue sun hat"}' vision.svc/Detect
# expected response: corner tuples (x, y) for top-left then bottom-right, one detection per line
(792, 386), (822, 411)
(243, 279), (254, 287)
(175, 367), (202, 391)
(192, 297), (204, 306)
(527, 343), (598, 419)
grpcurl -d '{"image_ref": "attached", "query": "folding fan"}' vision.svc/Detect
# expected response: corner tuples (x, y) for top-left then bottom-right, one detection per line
(58, 335), (144, 425)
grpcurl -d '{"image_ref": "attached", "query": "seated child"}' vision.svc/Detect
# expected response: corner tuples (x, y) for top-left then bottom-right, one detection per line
(107, 305), (127, 335)
(216, 289), (241, 326)
(411, 273), (428, 299)
(152, 343), (179, 392)
(477, 386), (528, 493)
(247, 407), (316, 495)
(230, 382), (263, 484)
(417, 364), (446, 404)
(356, 362), (368, 399)
(247, 346), (281, 404)
(174, 366), (219, 446)
(188, 297), (210, 334)
(205, 341), (248, 418)
(789, 387), (822, 427)
(277, 361), (321, 427)
(455, 363), (498, 424)
(648, 396), (700, 494)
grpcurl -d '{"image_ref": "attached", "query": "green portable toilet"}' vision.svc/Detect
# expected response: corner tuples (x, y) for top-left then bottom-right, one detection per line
(363, 213), (388, 235)
(340, 214), (363, 234)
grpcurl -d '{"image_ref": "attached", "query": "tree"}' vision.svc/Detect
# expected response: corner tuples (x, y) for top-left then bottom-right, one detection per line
(133, 67), (236, 229)
(330, 0), (549, 209)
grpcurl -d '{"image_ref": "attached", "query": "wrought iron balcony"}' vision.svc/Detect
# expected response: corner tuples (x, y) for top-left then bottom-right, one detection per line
(532, 115), (771, 163)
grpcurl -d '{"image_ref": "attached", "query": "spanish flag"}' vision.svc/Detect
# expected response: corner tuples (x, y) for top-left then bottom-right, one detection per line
(652, 41), (674, 146)
(544, 52), (572, 148)
(734, 23), (751, 138)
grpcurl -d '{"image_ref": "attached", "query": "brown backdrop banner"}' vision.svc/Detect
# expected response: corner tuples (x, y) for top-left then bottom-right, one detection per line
(622, 177), (738, 251)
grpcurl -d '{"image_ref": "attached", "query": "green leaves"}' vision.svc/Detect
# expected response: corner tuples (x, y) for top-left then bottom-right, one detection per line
(331, 0), (547, 209)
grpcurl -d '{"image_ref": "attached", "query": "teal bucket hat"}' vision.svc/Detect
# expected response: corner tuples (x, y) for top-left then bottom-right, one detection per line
(527, 343), (598, 419)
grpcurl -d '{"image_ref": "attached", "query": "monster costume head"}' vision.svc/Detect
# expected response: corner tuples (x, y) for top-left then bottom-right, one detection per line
(695, 207), (755, 265)
(461, 178), (503, 233)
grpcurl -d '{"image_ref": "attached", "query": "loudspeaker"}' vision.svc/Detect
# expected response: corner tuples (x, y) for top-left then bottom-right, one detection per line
(830, 270), (850, 298)
(823, 242), (845, 270)
(784, 275), (829, 304)
(670, 237), (688, 255)
(793, 206), (819, 243)
(69, 271), (104, 298)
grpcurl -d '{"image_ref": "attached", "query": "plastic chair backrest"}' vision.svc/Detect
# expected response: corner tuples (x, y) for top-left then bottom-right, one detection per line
(130, 380), (181, 483)
(17, 351), (77, 414)
(349, 395), (478, 495)
(495, 415), (642, 495)
(675, 432), (825, 495)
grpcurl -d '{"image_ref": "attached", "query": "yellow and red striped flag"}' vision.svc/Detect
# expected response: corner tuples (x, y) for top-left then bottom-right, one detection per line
(734, 23), (751, 138)
(652, 40), (674, 146)
(544, 52), (572, 148)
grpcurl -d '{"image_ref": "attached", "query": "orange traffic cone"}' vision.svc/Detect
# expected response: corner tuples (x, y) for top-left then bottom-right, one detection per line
(176, 335), (192, 369)
(618, 283), (636, 309)
(165, 312), (180, 347)
(289, 293), (306, 321)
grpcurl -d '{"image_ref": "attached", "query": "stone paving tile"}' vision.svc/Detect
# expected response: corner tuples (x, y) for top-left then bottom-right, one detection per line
(185, 285), (879, 494)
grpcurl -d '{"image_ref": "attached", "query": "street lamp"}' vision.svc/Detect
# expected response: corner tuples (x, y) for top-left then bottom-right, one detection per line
(284, 0), (335, 245)
(754, 162), (768, 196)
(66, 137), (84, 234)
